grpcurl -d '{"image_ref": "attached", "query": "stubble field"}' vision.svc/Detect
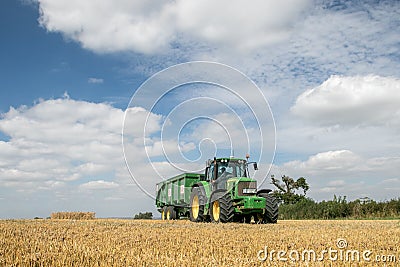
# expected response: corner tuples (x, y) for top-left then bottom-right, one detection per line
(0, 219), (399, 266)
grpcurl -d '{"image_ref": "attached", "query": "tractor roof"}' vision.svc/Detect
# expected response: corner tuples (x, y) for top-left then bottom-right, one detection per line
(217, 157), (246, 161)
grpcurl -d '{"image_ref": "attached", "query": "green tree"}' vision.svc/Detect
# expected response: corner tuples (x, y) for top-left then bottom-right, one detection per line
(271, 175), (309, 204)
(134, 212), (153, 220)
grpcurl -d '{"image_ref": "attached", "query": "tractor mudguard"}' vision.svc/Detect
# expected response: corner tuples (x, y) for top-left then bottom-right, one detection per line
(256, 189), (272, 195)
(192, 182), (210, 201)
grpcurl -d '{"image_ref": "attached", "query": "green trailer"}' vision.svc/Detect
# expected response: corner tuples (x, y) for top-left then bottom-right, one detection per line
(156, 156), (279, 223)
(156, 173), (204, 220)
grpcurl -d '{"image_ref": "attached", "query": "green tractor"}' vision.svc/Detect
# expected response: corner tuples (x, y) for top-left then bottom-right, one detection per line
(189, 156), (278, 223)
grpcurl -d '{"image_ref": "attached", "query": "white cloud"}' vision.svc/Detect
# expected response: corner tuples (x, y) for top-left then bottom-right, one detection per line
(38, 0), (173, 54)
(0, 90), (398, 217)
(0, 96), (219, 218)
(75, 162), (111, 176)
(0, 98), (169, 193)
(282, 150), (362, 175)
(123, 107), (163, 138)
(272, 74), (400, 201)
(0, 98), (124, 144)
(282, 150), (400, 178)
(37, 0), (311, 54)
(104, 196), (124, 201)
(174, 0), (311, 52)
(190, 113), (249, 146)
(291, 75), (400, 128)
(327, 180), (345, 187)
(274, 149), (400, 200)
(144, 139), (196, 158)
(34, 0), (400, 99)
(79, 180), (119, 190)
(88, 77), (104, 84)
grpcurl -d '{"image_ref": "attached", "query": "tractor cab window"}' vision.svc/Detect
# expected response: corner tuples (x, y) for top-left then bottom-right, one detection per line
(208, 164), (216, 181)
(210, 160), (248, 182)
(232, 161), (247, 177)
(213, 160), (246, 190)
(217, 163), (229, 179)
(218, 161), (247, 178)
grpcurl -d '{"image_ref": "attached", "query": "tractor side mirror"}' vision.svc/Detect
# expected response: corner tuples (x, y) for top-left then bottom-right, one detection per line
(253, 163), (258, 170)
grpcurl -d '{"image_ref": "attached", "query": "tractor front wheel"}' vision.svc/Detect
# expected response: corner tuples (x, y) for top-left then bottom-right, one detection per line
(210, 191), (234, 223)
(258, 192), (278, 223)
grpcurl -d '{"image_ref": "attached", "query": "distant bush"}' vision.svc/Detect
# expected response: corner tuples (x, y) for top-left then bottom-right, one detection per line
(279, 196), (400, 220)
(134, 212), (153, 220)
(51, 212), (95, 220)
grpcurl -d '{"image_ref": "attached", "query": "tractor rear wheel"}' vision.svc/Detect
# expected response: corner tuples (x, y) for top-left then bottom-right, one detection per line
(210, 191), (234, 223)
(258, 192), (278, 223)
(189, 187), (205, 222)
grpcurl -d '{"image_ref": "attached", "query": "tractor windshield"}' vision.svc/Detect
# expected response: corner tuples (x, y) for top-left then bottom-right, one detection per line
(218, 160), (247, 178)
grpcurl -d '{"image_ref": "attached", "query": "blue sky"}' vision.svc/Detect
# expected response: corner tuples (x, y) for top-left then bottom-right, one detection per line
(0, 0), (139, 112)
(0, 0), (399, 218)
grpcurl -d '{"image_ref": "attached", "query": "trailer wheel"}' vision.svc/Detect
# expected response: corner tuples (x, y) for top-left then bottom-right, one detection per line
(210, 191), (234, 223)
(166, 206), (176, 220)
(258, 192), (278, 223)
(161, 207), (167, 220)
(189, 187), (205, 222)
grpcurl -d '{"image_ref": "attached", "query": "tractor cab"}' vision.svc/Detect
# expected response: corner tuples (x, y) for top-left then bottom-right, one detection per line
(204, 157), (258, 191)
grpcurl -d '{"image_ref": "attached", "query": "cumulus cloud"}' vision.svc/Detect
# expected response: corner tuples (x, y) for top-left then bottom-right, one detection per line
(0, 98), (172, 193)
(123, 107), (163, 138)
(274, 149), (400, 200)
(37, 0), (311, 54)
(190, 113), (249, 146)
(0, 98), (123, 188)
(174, 0), (311, 52)
(327, 180), (345, 187)
(282, 150), (362, 175)
(35, 0), (400, 98)
(79, 180), (119, 190)
(0, 96), (223, 218)
(291, 75), (400, 128)
(282, 149), (400, 179)
(272, 74), (400, 202)
(0, 91), (398, 216)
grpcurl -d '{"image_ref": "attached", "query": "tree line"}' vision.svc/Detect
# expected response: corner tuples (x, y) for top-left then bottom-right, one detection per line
(133, 212), (153, 220)
(271, 175), (400, 219)
(279, 195), (400, 219)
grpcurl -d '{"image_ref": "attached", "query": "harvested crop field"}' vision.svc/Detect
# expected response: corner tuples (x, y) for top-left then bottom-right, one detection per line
(1, 219), (399, 266)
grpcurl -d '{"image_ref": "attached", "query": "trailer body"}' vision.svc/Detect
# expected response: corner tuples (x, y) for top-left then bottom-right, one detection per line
(156, 173), (204, 219)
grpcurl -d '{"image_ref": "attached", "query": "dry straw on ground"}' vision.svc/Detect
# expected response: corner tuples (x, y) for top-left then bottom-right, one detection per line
(0, 219), (399, 266)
